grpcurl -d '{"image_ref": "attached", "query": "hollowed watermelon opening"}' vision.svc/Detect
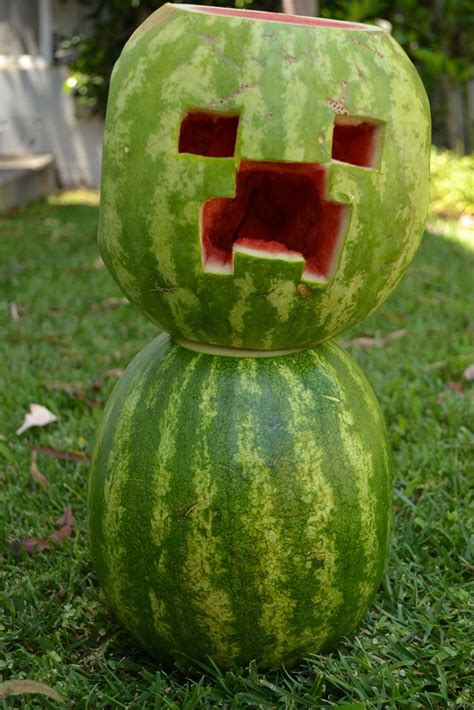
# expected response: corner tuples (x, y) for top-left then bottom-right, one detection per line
(332, 118), (382, 168)
(179, 5), (376, 31)
(179, 112), (239, 157)
(202, 161), (348, 282)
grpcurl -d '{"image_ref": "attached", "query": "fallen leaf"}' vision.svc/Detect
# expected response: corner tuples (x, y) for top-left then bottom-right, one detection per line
(0, 441), (15, 463)
(423, 354), (474, 372)
(344, 336), (379, 348)
(384, 328), (409, 342)
(34, 446), (91, 463)
(343, 329), (409, 348)
(448, 380), (464, 393)
(9, 302), (20, 321)
(92, 367), (125, 390)
(0, 679), (64, 703)
(16, 404), (57, 436)
(10, 537), (50, 555)
(10, 505), (74, 556)
(91, 296), (129, 312)
(50, 506), (74, 543)
(463, 364), (474, 381)
(43, 381), (101, 409)
(102, 368), (125, 379)
(30, 450), (49, 489)
(44, 380), (83, 397)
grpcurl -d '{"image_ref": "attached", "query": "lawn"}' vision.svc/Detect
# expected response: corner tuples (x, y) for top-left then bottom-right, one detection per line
(0, 187), (473, 708)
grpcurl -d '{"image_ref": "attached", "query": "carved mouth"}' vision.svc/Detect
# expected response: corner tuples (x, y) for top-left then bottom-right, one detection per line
(201, 161), (349, 282)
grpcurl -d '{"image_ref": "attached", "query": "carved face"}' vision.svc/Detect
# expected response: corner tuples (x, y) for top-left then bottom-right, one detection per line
(180, 110), (382, 283)
(99, 4), (430, 350)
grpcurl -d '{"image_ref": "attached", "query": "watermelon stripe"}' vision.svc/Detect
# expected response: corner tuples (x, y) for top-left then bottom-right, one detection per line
(91, 340), (183, 651)
(89, 340), (171, 596)
(180, 359), (241, 661)
(232, 359), (297, 664)
(152, 351), (230, 660)
(324, 345), (391, 625)
(276, 358), (346, 653)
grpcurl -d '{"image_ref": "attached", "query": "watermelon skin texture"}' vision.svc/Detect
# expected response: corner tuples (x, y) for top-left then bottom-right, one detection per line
(89, 334), (392, 669)
(98, 4), (430, 350)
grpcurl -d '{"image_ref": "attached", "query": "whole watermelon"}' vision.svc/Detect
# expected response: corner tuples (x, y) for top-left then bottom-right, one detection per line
(99, 3), (430, 350)
(89, 334), (392, 668)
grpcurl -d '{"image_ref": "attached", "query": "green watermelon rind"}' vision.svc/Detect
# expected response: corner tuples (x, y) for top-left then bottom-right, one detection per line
(89, 333), (392, 668)
(98, 3), (430, 349)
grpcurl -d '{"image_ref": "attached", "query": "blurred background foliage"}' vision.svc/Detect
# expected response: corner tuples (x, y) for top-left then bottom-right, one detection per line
(429, 147), (474, 218)
(60, 0), (473, 153)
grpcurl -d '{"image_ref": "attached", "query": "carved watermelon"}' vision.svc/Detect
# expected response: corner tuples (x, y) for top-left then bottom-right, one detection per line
(99, 4), (430, 350)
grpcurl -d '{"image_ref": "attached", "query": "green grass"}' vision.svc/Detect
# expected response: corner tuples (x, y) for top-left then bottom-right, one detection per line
(0, 191), (473, 709)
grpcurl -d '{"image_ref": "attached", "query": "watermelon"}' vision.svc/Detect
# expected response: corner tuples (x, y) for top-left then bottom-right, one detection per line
(98, 3), (430, 350)
(89, 334), (392, 668)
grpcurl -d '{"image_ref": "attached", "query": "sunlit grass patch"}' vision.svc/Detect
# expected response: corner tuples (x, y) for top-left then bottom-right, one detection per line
(429, 147), (474, 220)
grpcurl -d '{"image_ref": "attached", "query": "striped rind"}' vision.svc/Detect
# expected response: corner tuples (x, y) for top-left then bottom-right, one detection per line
(89, 333), (392, 668)
(98, 3), (430, 350)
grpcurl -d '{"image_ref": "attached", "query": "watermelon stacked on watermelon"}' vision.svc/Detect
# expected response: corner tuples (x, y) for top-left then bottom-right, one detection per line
(89, 4), (430, 668)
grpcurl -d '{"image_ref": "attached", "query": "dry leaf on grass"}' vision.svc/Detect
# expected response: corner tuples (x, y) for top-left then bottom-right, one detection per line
(0, 679), (64, 703)
(463, 364), (474, 381)
(35, 446), (91, 463)
(423, 354), (474, 372)
(43, 381), (101, 409)
(44, 380), (84, 397)
(448, 381), (464, 394)
(50, 506), (74, 544)
(10, 505), (74, 556)
(384, 329), (409, 342)
(30, 450), (49, 489)
(16, 404), (57, 436)
(92, 368), (125, 390)
(91, 296), (129, 312)
(9, 302), (21, 321)
(343, 329), (409, 348)
(10, 537), (50, 556)
(101, 367), (125, 380)
(345, 336), (380, 348)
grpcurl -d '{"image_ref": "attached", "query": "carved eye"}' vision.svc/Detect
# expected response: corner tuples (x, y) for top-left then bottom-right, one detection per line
(179, 111), (240, 157)
(331, 117), (382, 168)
